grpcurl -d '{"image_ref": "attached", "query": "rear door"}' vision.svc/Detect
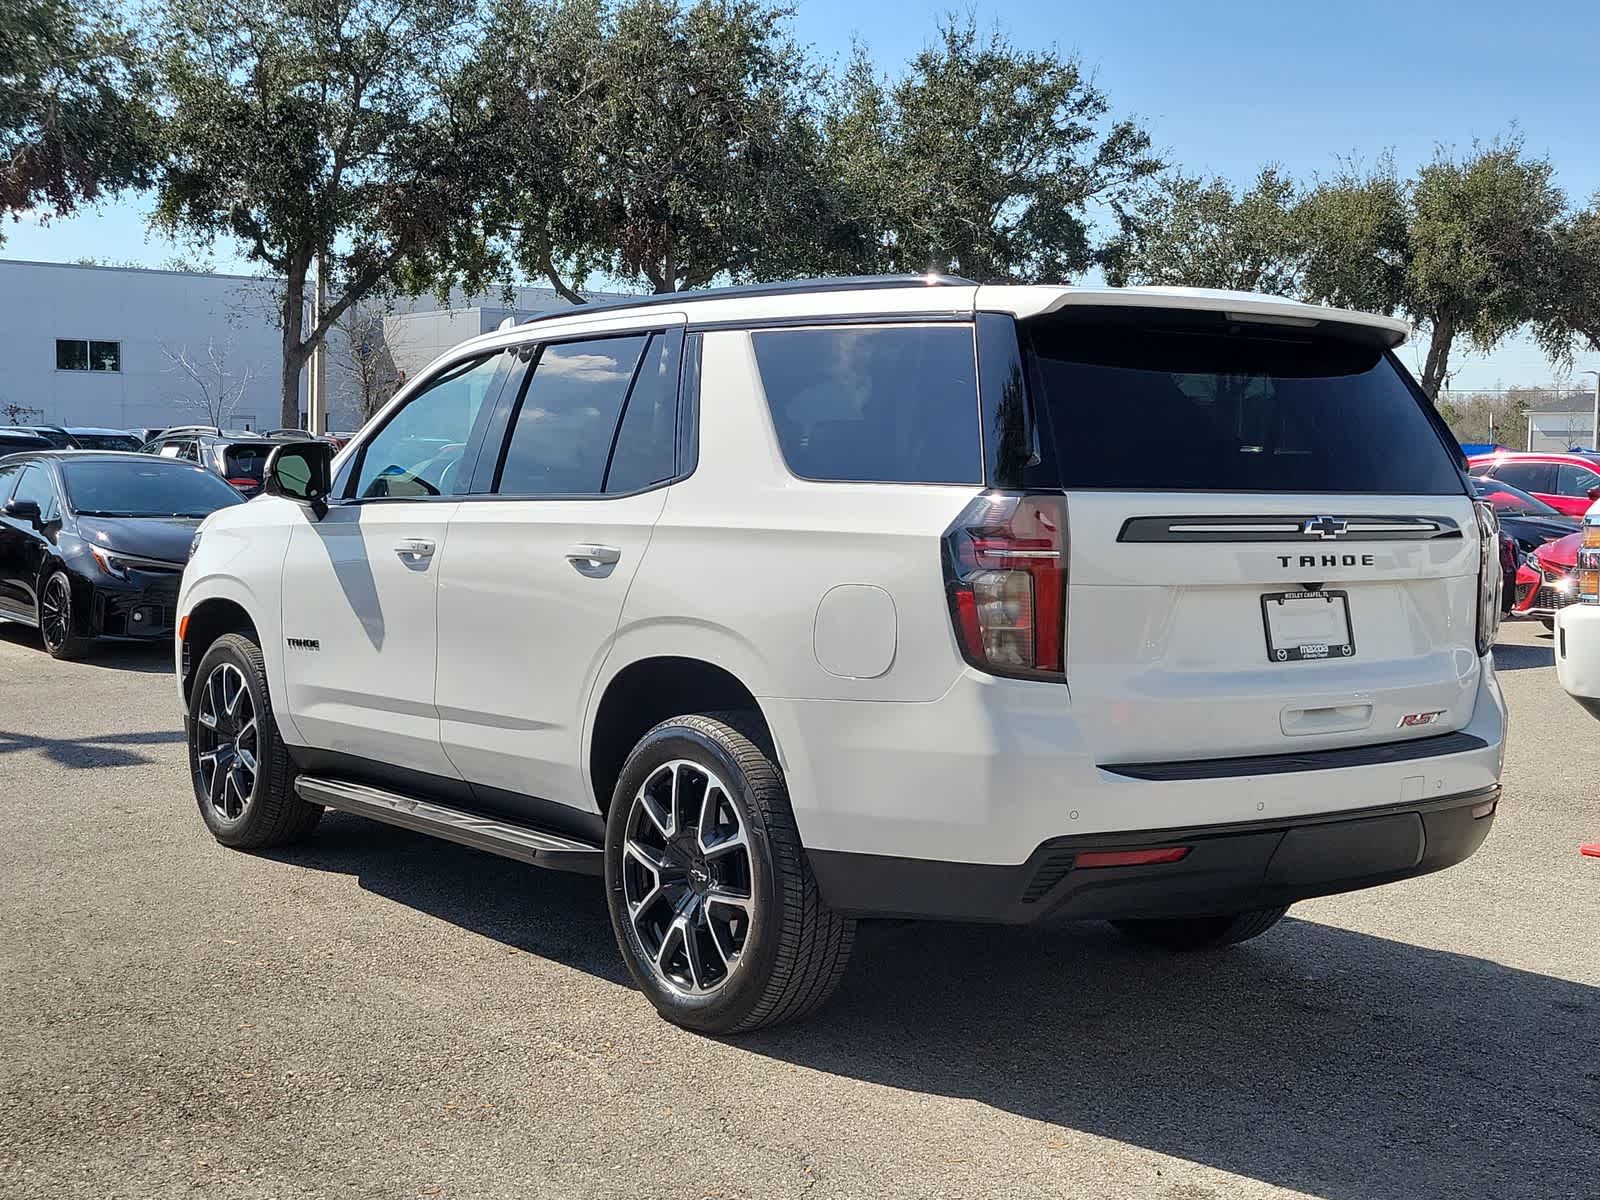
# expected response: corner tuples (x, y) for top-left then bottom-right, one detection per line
(1552, 461), (1600, 516)
(1022, 308), (1482, 764)
(435, 324), (683, 816)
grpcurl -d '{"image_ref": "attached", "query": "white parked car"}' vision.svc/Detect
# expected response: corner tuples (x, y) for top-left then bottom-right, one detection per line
(177, 276), (1507, 1033)
(1555, 502), (1600, 713)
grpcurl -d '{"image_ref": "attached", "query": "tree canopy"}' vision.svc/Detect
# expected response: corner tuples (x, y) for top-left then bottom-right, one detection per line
(0, 0), (155, 241)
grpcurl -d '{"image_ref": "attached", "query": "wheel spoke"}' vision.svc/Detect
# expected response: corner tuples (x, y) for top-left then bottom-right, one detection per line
(655, 915), (686, 970)
(681, 917), (709, 991)
(207, 750), (228, 809)
(624, 838), (671, 875)
(704, 886), (753, 915)
(639, 767), (675, 839)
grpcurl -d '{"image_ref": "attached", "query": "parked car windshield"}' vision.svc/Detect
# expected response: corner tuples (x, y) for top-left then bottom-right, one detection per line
(70, 432), (144, 451)
(61, 460), (245, 517)
(1471, 476), (1566, 517)
(1026, 315), (1464, 494)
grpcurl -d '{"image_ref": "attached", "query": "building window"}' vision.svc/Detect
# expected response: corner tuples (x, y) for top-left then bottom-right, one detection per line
(56, 339), (121, 372)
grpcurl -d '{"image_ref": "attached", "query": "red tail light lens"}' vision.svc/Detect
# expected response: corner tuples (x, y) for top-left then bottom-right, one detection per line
(942, 492), (1067, 682)
(227, 477), (259, 490)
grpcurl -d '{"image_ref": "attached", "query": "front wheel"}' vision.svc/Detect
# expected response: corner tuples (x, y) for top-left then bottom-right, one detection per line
(38, 570), (92, 660)
(188, 632), (322, 849)
(604, 713), (855, 1034)
(1112, 906), (1289, 950)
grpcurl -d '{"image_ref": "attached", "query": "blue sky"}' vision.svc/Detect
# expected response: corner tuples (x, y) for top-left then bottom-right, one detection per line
(6, 0), (1598, 389)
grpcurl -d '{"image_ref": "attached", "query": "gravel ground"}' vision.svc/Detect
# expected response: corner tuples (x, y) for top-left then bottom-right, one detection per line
(1, 619), (1596, 1200)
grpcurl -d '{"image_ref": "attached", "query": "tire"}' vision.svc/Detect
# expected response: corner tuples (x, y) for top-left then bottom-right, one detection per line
(187, 632), (322, 849)
(38, 570), (93, 660)
(1112, 905), (1289, 951)
(604, 712), (855, 1034)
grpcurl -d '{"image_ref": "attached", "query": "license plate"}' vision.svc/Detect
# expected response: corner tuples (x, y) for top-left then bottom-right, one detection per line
(1260, 590), (1355, 662)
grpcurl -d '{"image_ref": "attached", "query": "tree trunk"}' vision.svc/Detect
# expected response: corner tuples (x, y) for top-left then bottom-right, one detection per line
(280, 265), (308, 429)
(1419, 313), (1456, 401)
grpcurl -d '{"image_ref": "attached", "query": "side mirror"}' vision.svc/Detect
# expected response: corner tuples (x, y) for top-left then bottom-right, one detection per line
(1586, 486), (1600, 502)
(3, 497), (42, 526)
(263, 440), (335, 518)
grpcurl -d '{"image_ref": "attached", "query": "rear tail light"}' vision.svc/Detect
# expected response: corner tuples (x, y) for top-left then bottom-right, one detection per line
(1474, 501), (1500, 655)
(226, 477), (258, 489)
(942, 492), (1067, 682)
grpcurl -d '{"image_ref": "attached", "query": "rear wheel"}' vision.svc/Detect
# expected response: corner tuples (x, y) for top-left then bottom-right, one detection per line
(1112, 905), (1289, 950)
(604, 713), (854, 1034)
(188, 632), (322, 849)
(38, 570), (92, 660)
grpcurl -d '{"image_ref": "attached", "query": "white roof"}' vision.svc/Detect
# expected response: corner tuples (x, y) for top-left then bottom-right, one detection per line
(431, 279), (1411, 370)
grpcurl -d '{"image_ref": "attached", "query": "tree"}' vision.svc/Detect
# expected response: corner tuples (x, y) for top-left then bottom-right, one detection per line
(1104, 167), (1303, 294)
(161, 338), (254, 428)
(152, 0), (491, 427)
(1299, 141), (1568, 398)
(469, 0), (843, 299)
(332, 304), (397, 423)
(825, 20), (1162, 281)
(0, 0), (155, 243)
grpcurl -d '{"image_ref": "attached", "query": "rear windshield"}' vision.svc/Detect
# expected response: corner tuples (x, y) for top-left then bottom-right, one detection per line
(223, 443), (274, 481)
(1471, 477), (1564, 517)
(71, 433), (142, 451)
(1027, 319), (1464, 494)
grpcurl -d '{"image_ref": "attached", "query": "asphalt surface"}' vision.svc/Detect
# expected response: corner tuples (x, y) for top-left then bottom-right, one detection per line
(1, 619), (1596, 1200)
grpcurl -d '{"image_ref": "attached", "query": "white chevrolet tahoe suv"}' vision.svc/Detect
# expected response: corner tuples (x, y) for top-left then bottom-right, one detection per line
(177, 276), (1507, 1033)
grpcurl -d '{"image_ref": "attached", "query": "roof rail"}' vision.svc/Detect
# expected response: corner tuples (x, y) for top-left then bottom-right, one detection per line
(160, 424), (222, 435)
(517, 273), (976, 327)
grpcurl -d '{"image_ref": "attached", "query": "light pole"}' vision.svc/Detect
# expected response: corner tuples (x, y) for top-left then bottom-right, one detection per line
(1584, 370), (1600, 453)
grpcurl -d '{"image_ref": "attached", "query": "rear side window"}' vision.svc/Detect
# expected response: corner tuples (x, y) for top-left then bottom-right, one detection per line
(751, 324), (981, 484)
(496, 335), (648, 495)
(1028, 318), (1464, 494)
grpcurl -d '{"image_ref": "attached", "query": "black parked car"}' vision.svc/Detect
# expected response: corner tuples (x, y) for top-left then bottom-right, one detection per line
(0, 451), (244, 658)
(0, 425), (77, 448)
(0, 430), (52, 453)
(64, 427), (144, 451)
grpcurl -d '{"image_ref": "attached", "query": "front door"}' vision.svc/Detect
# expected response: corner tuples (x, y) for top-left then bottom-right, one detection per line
(436, 327), (684, 816)
(279, 352), (513, 778)
(0, 464), (59, 616)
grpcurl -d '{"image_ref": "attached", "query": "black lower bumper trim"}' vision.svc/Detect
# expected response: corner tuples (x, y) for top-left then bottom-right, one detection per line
(807, 786), (1499, 925)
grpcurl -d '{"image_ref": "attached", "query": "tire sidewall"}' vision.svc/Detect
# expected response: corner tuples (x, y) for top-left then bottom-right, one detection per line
(604, 722), (782, 1032)
(39, 570), (82, 658)
(187, 633), (282, 845)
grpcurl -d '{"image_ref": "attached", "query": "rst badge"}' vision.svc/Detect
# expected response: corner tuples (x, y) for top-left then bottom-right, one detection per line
(1397, 710), (1446, 728)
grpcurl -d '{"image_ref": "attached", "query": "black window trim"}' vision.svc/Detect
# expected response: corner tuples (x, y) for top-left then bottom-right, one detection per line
(750, 318), (985, 489)
(468, 324), (693, 504)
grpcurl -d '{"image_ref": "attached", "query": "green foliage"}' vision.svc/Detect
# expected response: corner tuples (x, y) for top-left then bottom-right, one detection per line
(468, 0), (842, 297)
(827, 19), (1161, 281)
(1105, 166), (1302, 294)
(0, 0), (156, 241)
(152, 0), (490, 423)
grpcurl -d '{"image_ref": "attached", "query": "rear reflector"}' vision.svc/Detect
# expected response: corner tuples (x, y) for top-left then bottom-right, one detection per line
(1074, 846), (1190, 869)
(1471, 799), (1497, 820)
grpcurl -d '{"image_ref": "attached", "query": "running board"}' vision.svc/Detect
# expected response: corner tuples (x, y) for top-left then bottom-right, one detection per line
(294, 776), (603, 876)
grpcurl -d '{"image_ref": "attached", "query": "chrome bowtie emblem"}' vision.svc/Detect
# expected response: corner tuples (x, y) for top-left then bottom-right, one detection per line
(1302, 516), (1348, 540)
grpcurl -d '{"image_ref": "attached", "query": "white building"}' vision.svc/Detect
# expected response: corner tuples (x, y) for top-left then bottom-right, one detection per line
(0, 259), (609, 434)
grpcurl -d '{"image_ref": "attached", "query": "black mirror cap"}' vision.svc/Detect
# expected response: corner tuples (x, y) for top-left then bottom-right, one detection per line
(263, 440), (335, 517)
(3, 497), (42, 525)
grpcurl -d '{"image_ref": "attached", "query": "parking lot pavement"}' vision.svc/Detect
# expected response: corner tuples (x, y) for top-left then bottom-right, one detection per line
(1, 619), (1596, 1200)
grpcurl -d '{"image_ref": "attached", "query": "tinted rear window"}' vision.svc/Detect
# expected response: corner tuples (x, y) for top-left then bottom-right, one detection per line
(751, 324), (980, 484)
(1028, 320), (1464, 494)
(223, 443), (274, 480)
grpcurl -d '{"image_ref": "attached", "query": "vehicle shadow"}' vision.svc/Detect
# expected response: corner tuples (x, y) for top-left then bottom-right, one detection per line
(270, 812), (1597, 1200)
(0, 726), (185, 766)
(0, 623), (173, 674)
(1493, 639), (1556, 670)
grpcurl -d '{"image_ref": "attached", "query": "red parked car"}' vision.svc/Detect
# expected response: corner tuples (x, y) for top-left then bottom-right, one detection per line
(1511, 529), (1581, 626)
(1468, 451), (1600, 516)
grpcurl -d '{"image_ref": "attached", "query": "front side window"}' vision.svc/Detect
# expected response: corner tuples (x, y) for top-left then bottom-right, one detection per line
(750, 324), (981, 485)
(495, 336), (648, 495)
(1492, 461), (1556, 495)
(11, 465), (59, 519)
(55, 339), (121, 372)
(353, 354), (504, 498)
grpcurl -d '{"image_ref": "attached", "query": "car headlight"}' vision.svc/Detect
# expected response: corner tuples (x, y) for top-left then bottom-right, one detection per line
(89, 546), (129, 580)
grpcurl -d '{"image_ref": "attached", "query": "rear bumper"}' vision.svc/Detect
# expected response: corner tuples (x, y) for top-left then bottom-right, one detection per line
(1556, 603), (1600, 714)
(809, 786), (1499, 924)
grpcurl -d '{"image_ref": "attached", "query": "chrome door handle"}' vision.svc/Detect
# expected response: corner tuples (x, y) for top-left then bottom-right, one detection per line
(394, 538), (436, 563)
(565, 543), (621, 567)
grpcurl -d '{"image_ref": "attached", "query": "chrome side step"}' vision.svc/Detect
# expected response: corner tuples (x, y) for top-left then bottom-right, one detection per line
(294, 776), (603, 876)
